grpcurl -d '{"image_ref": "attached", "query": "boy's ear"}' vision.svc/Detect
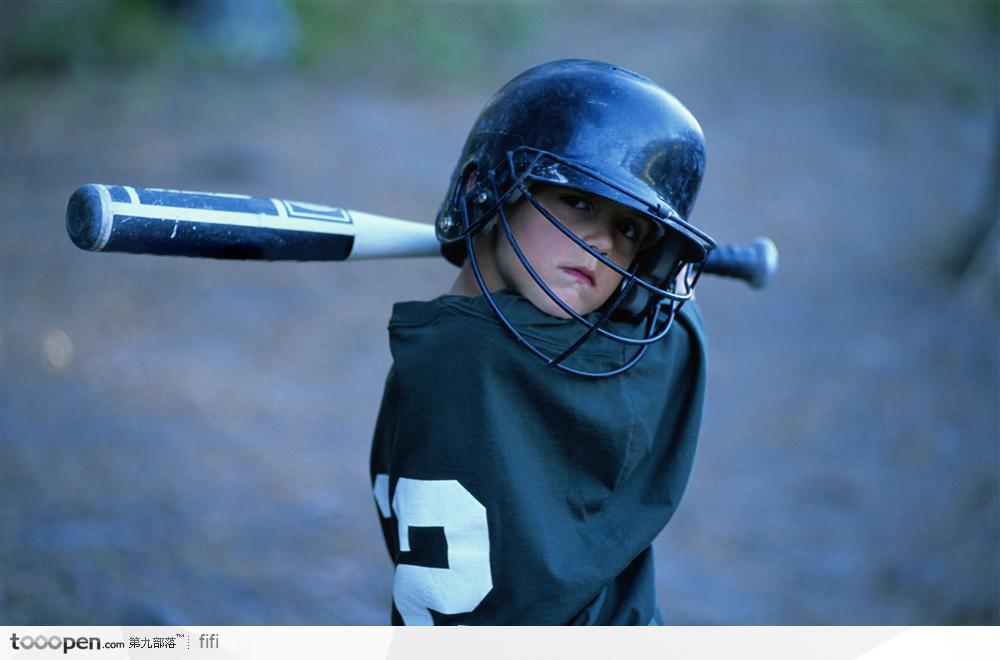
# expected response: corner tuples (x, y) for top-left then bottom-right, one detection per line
(463, 169), (478, 194)
(460, 164), (478, 196)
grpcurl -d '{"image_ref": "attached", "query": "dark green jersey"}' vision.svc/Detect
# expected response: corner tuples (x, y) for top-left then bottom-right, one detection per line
(369, 291), (707, 625)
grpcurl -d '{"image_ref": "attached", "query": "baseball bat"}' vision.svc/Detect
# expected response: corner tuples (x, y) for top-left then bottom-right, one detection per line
(66, 183), (435, 261)
(66, 184), (777, 287)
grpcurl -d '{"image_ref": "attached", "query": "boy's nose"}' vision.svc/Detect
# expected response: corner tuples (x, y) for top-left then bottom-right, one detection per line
(582, 221), (613, 257)
(588, 241), (610, 257)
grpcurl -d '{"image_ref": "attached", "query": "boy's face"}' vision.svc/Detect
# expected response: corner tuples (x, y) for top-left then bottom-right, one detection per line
(493, 184), (654, 318)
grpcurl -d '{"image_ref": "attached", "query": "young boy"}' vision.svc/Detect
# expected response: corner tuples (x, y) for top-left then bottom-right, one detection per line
(370, 59), (716, 625)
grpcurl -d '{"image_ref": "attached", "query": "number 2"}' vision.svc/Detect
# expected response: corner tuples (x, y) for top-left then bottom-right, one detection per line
(373, 475), (493, 625)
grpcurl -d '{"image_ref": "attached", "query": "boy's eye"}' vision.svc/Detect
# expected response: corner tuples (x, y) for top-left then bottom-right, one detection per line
(559, 195), (592, 212)
(615, 218), (644, 242)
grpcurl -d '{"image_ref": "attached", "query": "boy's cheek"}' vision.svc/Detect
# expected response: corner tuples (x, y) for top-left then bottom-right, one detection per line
(528, 287), (575, 318)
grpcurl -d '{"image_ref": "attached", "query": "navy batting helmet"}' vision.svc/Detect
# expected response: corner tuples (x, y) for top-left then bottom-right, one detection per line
(436, 59), (716, 377)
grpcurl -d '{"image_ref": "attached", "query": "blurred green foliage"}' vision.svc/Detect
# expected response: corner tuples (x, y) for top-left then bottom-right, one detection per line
(1, 0), (186, 77)
(1, 0), (536, 82)
(5, 0), (993, 98)
(290, 1), (536, 80)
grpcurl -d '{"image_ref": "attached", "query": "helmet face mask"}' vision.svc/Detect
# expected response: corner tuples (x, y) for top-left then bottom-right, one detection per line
(437, 60), (716, 377)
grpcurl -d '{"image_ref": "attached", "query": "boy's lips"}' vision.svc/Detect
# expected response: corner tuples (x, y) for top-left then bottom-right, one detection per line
(560, 265), (596, 287)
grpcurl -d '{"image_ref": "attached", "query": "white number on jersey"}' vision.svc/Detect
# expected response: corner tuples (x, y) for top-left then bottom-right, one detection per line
(373, 475), (493, 625)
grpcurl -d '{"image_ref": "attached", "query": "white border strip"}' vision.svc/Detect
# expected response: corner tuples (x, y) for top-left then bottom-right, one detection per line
(0, 626), (997, 660)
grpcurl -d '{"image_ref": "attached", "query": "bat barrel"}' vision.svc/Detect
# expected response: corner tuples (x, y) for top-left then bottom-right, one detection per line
(65, 184), (440, 261)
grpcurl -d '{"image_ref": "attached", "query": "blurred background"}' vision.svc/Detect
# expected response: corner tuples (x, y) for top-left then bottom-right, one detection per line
(2, 0), (997, 625)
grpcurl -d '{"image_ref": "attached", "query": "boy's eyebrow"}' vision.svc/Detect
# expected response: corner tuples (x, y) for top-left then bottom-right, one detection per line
(573, 189), (632, 215)
(556, 187), (653, 231)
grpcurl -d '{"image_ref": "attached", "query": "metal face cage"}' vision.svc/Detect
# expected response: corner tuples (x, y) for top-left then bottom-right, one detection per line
(456, 146), (716, 378)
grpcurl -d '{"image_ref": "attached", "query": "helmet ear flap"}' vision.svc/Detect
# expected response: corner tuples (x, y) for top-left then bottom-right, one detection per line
(439, 163), (479, 265)
(439, 163), (504, 266)
(616, 236), (683, 320)
(458, 164), (500, 223)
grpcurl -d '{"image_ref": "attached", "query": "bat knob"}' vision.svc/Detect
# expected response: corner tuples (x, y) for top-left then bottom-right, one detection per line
(700, 236), (779, 289)
(749, 236), (779, 289)
(66, 184), (111, 251)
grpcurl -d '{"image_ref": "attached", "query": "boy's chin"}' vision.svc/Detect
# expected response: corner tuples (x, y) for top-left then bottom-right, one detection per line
(526, 289), (594, 319)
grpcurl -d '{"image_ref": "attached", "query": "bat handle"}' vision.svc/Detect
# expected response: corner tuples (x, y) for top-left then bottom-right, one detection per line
(701, 237), (779, 289)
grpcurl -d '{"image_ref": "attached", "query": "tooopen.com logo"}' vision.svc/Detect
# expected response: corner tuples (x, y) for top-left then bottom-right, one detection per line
(9, 633), (125, 653)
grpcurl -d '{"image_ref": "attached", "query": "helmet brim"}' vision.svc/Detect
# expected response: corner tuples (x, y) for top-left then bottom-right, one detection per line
(521, 158), (710, 263)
